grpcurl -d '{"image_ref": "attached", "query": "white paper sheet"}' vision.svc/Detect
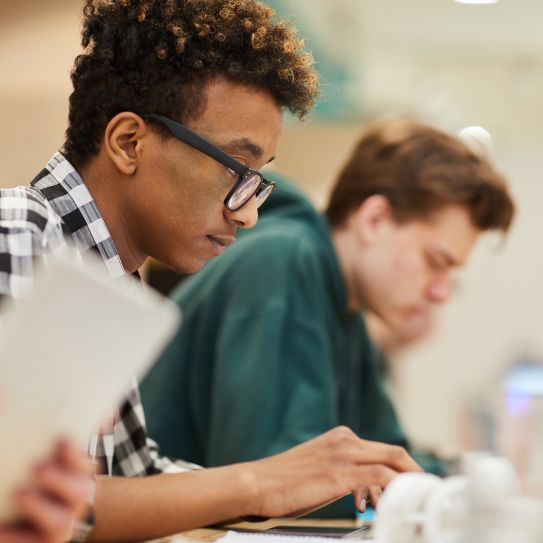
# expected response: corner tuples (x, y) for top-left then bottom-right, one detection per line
(0, 253), (181, 520)
(214, 531), (375, 543)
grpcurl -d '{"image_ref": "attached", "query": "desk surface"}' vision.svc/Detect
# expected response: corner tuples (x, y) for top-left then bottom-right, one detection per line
(166, 518), (359, 542)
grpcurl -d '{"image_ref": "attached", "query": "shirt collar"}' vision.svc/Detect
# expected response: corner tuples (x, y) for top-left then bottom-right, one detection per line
(31, 152), (126, 279)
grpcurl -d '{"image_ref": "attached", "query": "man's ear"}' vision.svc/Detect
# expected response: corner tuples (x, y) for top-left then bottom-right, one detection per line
(103, 112), (147, 175)
(351, 194), (394, 245)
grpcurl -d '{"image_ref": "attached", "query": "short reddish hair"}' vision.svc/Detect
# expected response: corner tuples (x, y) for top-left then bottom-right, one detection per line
(326, 118), (515, 232)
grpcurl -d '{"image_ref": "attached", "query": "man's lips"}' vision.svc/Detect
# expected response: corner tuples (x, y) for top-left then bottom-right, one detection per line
(207, 234), (236, 255)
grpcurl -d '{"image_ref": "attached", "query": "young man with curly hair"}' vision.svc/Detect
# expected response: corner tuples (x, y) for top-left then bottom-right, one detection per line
(0, 1), (421, 541)
(141, 118), (515, 517)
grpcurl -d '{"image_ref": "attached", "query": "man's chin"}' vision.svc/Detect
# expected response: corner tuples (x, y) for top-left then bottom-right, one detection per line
(174, 259), (208, 275)
(152, 255), (209, 276)
(379, 311), (429, 339)
(400, 310), (434, 341)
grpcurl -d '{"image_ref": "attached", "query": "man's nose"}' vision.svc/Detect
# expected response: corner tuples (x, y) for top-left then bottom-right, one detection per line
(224, 196), (259, 229)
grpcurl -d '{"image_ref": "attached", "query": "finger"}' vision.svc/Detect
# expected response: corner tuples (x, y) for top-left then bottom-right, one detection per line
(368, 485), (382, 507)
(356, 441), (422, 473)
(353, 487), (369, 512)
(14, 489), (74, 543)
(34, 463), (92, 518)
(54, 439), (94, 477)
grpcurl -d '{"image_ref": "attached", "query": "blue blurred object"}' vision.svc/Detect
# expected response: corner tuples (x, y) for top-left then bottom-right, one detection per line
(504, 360), (543, 399)
(355, 506), (375, 524)
(503, 360), (543, 418)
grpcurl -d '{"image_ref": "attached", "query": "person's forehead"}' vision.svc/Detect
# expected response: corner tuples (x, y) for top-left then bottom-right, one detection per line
(188, 79), (283, 160)
(197, 79), (281, 126)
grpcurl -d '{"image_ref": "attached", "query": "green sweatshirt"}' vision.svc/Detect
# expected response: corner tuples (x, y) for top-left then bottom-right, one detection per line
(141, 177), (442, 517)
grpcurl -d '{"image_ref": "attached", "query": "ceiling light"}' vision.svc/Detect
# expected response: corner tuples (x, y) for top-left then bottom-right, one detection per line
(454, 0), (498, 4)
(458, 126), (493, 157)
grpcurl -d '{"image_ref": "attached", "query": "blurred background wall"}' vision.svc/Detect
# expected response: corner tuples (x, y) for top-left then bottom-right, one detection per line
(1, 0), (542, 455)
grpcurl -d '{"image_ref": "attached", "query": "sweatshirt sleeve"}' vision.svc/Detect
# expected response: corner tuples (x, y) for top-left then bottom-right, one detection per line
(203, 229), (341, 465)
(205, 298), (338, 466)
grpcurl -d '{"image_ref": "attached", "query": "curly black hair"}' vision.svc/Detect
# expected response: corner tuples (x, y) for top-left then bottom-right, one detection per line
(63, 0), (319, 169)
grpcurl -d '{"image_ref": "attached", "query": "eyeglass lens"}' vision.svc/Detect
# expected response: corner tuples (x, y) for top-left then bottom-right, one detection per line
(227, 173), (262, 210)
(255, 183), (274, 207)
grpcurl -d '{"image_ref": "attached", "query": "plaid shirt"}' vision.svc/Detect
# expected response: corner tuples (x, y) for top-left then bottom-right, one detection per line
(0, 152), (198, 477)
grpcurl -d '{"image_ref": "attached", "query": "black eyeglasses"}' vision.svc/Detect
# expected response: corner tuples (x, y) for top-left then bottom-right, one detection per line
(144, 114), (276, 211)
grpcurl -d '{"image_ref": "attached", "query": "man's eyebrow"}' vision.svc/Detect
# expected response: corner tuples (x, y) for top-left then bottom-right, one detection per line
(227, 138), (264, 159)
(433, 247), (462, 267)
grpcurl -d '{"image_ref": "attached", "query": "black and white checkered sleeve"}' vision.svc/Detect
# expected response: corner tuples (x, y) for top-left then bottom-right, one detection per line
(0, 188), (66, 305)
(112, 382), (201, 477)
